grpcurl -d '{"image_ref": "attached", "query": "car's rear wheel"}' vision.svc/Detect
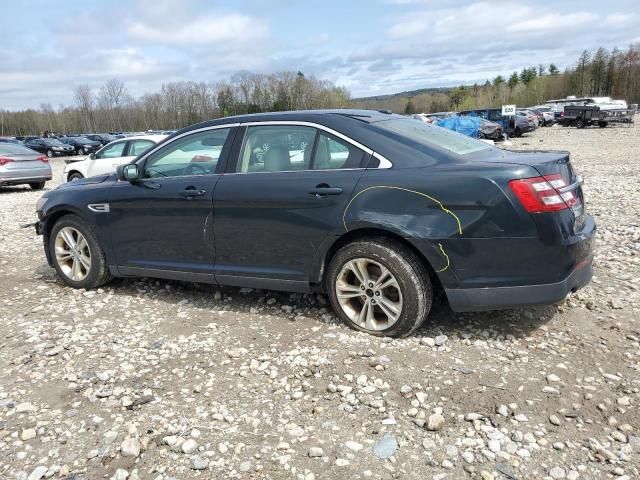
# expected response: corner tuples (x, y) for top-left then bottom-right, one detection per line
(29, 181), (45, 190)
(50, 215), (112, 289)
(68, 172), (84, 182)
(576, 118), (585, 129)
(46, 149), (53, 158)
(327, 238), (432, 338)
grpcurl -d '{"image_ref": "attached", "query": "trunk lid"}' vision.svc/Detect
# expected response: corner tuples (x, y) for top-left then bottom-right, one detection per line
(2, 152), (49, 171)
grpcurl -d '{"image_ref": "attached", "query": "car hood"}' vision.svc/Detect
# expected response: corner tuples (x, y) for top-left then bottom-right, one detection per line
(55, 174), (112, 189)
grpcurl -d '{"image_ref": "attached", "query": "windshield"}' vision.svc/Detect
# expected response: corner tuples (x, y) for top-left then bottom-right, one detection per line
(374, 118), (491, 155)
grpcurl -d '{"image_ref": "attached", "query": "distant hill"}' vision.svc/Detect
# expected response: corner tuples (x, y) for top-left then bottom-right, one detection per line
(353, 86), (454, 102)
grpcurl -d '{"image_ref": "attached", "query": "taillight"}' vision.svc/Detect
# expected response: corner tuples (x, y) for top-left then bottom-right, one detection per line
(509, 174), (577, 213)
(37, 155), (49, 163)
(0, 157), (13, 166)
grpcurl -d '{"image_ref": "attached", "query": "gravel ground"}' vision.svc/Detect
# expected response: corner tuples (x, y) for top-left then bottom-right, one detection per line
(1, 123), (639, 480)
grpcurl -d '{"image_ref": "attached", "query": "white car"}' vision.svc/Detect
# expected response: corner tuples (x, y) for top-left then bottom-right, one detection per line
(63, 135), (167, 182)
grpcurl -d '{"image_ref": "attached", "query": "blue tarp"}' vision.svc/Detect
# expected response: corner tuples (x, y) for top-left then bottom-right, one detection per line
(435, 116), (481, 138)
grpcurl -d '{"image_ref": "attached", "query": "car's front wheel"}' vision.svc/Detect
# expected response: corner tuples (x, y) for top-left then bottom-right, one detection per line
(326, 238), (432, 338)
(49, 215), (112, 289)
(46, 149), (54, 158)
(67, 172), (84, 182)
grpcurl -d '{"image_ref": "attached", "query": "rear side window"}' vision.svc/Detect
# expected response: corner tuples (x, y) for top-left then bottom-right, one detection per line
(129, 140), (155, 156)
(312, 132), (365, 170)
(374, 119), (491, 155)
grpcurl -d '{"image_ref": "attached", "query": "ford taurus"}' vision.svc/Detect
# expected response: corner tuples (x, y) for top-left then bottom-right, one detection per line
(33, 110), (595, 337)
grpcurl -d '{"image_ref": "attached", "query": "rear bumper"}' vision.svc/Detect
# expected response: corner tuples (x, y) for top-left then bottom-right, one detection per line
(445, 257), (593, 312)
(0, 175), (51, 186)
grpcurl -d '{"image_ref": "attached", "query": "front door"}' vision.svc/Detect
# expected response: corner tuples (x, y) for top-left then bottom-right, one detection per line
(108, 127), (235, 278)
(213, 124), (368, 287)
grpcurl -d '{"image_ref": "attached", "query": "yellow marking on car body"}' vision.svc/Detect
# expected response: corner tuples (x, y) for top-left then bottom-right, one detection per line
(342, 185), (463, 235)
(435, 243), (450, 272)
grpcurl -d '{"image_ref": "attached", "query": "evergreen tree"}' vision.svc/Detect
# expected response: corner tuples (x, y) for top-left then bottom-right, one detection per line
(548, 63), (560, 75)
(508, 72), (519, 88)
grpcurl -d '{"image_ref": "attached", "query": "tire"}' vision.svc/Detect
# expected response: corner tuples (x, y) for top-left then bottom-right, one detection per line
(75, 147), (83, 156)
(326, 238), (432, 338)
(67, 172), (84, 182)
(514, 127), (522, 137)
(49, 214), (112, 289)
(576, 118), (584, 129)
(46, 149), (53, 158)
(598, 121), (608, 128)
(29, 181), (46, 190)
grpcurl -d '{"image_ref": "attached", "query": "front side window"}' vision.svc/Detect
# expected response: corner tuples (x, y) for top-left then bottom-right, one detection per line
(143, 128), (230, 178)
(237, 125), (316, 173)
(97, 141), (126, 159)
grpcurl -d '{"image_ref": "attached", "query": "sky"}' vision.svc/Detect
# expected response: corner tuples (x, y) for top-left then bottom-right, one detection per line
(1, 0), (638, 110)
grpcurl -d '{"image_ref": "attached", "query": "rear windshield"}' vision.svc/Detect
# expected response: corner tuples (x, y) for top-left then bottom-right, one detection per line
(374, 118), (491, 155)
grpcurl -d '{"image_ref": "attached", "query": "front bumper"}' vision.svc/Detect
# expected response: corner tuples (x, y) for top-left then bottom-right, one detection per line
(445, 257), (593, 312)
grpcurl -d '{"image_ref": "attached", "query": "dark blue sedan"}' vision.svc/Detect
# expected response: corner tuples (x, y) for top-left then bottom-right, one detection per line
(33, 110), (595, 337)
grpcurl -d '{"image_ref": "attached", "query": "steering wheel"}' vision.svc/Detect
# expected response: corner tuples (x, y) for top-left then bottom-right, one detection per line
(183, 163), (210, 176)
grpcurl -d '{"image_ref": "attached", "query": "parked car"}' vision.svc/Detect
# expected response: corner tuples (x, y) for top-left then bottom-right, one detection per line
(24, 137), (75, 157)
(32, 109), (595, 338)
(514, 114), (536, 136)
(63, 134), (167, 182)
(530, 106), (556, 126)
(477, 118), (503, 140)
(84, 134), (118, 146)
(458, 108), (530, 136)
(0, 137), (21, 144)
(60, 136), (102, 155)
(0, 143), (52, 189)
(516, 109), (540, 127)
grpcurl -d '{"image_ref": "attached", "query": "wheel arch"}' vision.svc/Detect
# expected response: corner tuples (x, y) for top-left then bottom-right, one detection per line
(316, 227), (446, 297)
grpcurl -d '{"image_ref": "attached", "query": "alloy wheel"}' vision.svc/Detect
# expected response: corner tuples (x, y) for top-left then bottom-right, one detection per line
(335, 258), (403, 331)
(54, 227), (91, 281)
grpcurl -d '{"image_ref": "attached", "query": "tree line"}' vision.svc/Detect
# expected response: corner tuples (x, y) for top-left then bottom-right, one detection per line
(353, 43), (640, 114)
(1, 72), (350, 136)
(1, 44), (638, 136)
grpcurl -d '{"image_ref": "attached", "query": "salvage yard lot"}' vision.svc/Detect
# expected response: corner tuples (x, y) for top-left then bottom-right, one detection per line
(1, 125), (639, 479)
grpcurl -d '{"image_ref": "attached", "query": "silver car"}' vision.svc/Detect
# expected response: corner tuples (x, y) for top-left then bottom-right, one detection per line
(0, 143), (52, 189)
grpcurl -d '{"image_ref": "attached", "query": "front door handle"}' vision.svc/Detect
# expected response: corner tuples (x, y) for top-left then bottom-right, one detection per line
(181, 187), (207, 198)
(309, 186), (343, 197)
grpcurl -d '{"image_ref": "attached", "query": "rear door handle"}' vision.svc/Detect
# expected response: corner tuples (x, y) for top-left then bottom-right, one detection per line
(309, 187), (343, 197)
(181, 188), (207, 198)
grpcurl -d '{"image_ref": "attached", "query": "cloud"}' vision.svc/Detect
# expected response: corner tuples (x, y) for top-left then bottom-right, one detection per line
(128, 14), (268, 46)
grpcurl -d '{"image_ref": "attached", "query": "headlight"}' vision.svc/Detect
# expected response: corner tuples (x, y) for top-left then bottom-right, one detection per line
(36, 196), (48, 212)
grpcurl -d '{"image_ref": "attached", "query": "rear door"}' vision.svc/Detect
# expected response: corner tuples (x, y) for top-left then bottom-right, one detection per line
(212, 122), (369, 287)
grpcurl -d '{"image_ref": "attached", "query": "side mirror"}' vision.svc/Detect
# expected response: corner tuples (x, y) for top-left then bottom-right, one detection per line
(89, 153), (96, 160)
(117, 164), (140, 182)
